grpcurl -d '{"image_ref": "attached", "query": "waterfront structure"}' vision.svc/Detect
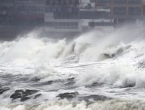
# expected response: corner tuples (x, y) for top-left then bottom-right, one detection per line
(44, 0), (81, 35)
(79, 8), (113, 32)
(13, 0), (45, 26)
(44, 0), (113, 34)
(0, 0), (114, 38)
(95, 0), (144, 26)
(0, 0), (46, 39)
(0, 0), (14, 26)
(0, 0), (45, 26)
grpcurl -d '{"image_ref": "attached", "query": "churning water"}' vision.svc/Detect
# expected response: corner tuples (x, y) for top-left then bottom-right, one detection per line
(0, 25), (145, 110)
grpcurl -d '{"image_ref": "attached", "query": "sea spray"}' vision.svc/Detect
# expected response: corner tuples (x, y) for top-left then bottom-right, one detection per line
(0, 25), (145, 106)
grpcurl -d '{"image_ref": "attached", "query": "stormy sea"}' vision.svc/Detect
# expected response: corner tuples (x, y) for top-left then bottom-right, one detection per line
(1, 25), (145, 110)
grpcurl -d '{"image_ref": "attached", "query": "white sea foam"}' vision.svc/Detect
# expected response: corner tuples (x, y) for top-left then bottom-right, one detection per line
(0, 25), (145, 84)
(1, 99), (145, 110)
(0, 25), (145, 105)
(0, 25), (144, 64)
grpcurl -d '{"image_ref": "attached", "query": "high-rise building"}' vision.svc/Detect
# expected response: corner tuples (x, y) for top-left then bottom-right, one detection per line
(0, 0), (14, 26)
(44, 0), (113, 34)
(0, 0), (46, 39)
(95, 0), (144, 26)
(44, 0), (81, 34)
(0, 0), (46, 26)
(0, 0), (114, 38)
(13, 0), (46, 26)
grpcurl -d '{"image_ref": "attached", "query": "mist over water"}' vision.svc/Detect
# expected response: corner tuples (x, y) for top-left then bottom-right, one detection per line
(1, 24), (145, 109)
(0, 24), (144, 63)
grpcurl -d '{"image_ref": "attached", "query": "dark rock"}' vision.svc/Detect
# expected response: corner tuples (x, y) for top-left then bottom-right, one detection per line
(10, 90), (24, 99)
(21, 97), (31, 102)
(57, 92), (78, 99)
(67, 77), (75, 82)
(41, 80), (53, 85)
(0, 87), (10, 94)
(23, 89), (38, 97)
(64, 78), (75, 86)
(36, 80), (60, 86)
(116, 48), (123, 55)
(30, 77), (40, 82)
(121, 80), (136, 88)
(85, 82), (103, 88)
(103, 48), (123, 59)
(80, 95), (112, 101)
(138, 60), (145, 68)
(104, 53), (115, 58)
(34, 93), (42, 99)
(10, 89), (39, 101)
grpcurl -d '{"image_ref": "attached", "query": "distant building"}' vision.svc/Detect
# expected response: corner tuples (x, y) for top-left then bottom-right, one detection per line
(0, 0), (114, 38)
(0, 0), (46, 26)
(79, 8), (113, 32)
(95, 0), (144, 26)
(44, 0), (81, 35)
(0, 0), (14, 26)
(13, 0), (45, 26)
(44, 0), (113, 34)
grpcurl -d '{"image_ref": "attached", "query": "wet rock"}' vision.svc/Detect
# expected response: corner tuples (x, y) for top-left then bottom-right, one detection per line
(57, 92), (78, 99)
(64, 78), (75, 86)
(104, 53), (114, 58)
(138, 60), (145, 68)
(23, 89), (38, 96)
(36, 79), (61, 87)
(123, 83), (135, 88)
(41, 80), (54, 85)
(121, 77), (136, 88)
(30, 77), (40, 82)
(85, 82), (103, 88)
(0, 87), (10, 94)
(21, 97), (31, 102)
(10, 90), (24, 99)
(103, 48), (124, 59)
(34, 93), (42, 99)
(10, 89), (39, 101)
(80, 95), (112, 101)
(116, 48), (123, 55)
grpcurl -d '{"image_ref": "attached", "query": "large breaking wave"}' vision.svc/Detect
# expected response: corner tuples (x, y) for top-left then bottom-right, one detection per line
(0, 25), (144, 64)
(0, 24), (145, 109)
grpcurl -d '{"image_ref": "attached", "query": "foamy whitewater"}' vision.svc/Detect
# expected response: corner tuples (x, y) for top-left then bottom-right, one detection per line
(0, 25), (145, 110)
